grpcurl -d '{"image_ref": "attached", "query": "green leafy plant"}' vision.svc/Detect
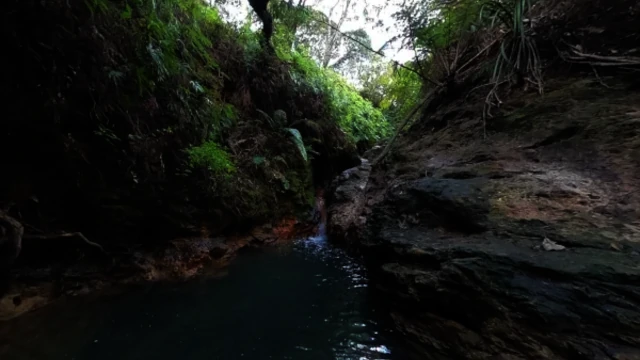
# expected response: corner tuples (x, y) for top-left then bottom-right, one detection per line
(186, 141), (236, 176)
(360, 60), (423, 124)
(484, 0), (542, 88)
(85, 0), (109, 17)
(288, 51), (391, 145)
(252, 156), (266, 166)
(286, 128), (308, 162)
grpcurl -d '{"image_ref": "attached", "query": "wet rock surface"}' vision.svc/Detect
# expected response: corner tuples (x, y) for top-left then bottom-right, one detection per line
(327, 79), (640, 359)
(326, 159), (372, 244)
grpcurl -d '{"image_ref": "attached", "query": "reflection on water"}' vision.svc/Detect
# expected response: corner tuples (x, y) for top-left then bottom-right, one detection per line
(0, 234), (401, 360)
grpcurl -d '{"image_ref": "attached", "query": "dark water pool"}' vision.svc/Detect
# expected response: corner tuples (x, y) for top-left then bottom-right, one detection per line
(0, 234), (404, 360)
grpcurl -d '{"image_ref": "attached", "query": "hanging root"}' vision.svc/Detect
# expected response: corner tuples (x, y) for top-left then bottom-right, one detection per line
(561, 45), (640, 67)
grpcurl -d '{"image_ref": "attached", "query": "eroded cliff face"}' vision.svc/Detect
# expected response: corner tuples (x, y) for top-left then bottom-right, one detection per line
(327, 77), (640, 359)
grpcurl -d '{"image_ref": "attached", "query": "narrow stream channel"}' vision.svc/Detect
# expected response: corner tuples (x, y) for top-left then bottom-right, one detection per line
(0, 230), (403, 360)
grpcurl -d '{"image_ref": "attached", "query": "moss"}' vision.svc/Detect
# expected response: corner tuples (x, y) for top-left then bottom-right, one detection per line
(186, 141), (235, 176)
(286, 167), (315, 206)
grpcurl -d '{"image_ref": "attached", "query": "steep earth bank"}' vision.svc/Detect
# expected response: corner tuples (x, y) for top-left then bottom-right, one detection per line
(0, 0), (363, 319)
(326, 1), (640, 357)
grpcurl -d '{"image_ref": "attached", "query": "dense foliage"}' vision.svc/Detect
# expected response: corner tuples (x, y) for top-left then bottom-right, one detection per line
(1, 0), (389, 242)
(8, 0), (617, 243)
(285, 51), (391, 143)
(359, 60), (423, 123)
(349, 0), (549, 137)
(389, 0), (545, 98)
(270, 2), (391, 143)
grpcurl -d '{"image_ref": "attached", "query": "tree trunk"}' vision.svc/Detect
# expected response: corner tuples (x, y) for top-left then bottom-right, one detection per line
(321, 0), (351, 68)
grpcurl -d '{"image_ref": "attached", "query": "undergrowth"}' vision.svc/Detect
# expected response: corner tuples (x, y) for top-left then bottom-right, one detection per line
(283, 46), (391, 145)
(2, 0), (388, 241)
(186, 141), (236, 176)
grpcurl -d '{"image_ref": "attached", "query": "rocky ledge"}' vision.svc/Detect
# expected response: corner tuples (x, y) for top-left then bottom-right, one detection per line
(0, 216), (313, 320)
(327, 78), (640, 359)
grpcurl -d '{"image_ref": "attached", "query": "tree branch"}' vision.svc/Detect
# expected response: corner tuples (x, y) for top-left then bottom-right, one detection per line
(24, 232), (107, 254)
(311, 15), (442, 86)
(457, 38), (499, 75)
(376, 36), (398, 53)
(373, 87), (438, 165)
(404, 3), (430, 80)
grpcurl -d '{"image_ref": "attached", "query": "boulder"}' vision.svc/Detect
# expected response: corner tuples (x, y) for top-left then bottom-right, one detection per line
(362, 177), (640, 360)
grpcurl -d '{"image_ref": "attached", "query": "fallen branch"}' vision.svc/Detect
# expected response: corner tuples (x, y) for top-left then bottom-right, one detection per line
(566, 60), (640, 67)
(457, 38), (500, 75)
(24, 232), (106, 254)
(311, 16), (442, 87)
(570, 49), (640, 64)
(373, 88), (438, 166)
(560, 45), (640, 67)
(591, 66), (613, 89)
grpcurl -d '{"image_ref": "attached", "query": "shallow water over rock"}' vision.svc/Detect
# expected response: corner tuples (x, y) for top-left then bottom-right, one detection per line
(0, 234), (402, 360)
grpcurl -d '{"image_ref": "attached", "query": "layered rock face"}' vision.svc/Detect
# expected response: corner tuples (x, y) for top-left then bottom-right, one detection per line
(327, 79), (640, 359)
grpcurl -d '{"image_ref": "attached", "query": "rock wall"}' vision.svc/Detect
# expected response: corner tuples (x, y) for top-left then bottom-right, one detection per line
(327, 78), (640, 359)
(326, 159), (370, 244)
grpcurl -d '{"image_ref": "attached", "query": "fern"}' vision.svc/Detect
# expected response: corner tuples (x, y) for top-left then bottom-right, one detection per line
(256, 109), (277, 129)
(190, 80), (204, 93)
(253, 156), (266, 166)
(286, 128), (308, 162)
(147, 43), (169, 80)
(85, 0), (109, 17)
(108, 69), (125, 86)
(289, 51), (391, 144)
(121, 4), (133, 19)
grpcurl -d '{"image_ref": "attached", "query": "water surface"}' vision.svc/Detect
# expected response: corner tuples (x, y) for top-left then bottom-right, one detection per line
(0, 234), (402, 360)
